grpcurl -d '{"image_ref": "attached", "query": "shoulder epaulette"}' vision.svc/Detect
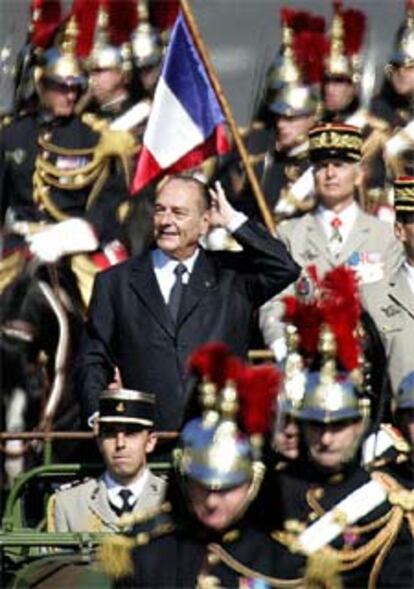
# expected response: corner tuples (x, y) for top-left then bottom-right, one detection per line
(81, 112), (108, 132)
(56, 477), (93, 492)
(380, 424), (411, 453)
(1, 115), (13, 128)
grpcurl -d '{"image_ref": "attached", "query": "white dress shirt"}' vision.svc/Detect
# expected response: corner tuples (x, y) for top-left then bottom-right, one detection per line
(152, 248), (199, 304)
(316, 201), (359, 247)
(104, 468), (150, 509)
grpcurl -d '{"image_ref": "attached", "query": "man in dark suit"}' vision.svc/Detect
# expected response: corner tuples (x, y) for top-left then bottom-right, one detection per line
(75, 173), (300, 431)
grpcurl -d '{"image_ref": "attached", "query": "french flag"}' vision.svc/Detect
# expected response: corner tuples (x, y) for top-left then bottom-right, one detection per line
(131, 12), (230, 194)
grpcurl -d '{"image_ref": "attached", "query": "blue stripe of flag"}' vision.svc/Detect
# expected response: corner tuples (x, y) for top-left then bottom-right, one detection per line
(162, 13), (226, 139)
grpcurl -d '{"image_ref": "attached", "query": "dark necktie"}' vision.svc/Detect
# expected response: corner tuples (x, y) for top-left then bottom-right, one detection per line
(118, 488), (134, 514)
(168, 263), (187, 322)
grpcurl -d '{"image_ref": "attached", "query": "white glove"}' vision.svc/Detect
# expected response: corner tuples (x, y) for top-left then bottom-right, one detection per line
(27, 218), (98, 263)
(385, 120), (414, 157)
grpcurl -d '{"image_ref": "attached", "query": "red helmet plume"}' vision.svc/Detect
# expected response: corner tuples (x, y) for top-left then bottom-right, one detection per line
(237, 364), (281, 436)
(30, 0), (63, 49)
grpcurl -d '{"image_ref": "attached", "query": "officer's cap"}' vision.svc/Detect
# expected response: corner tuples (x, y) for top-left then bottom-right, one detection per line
(394, 176), (414, 217)
(97, 388), (155, 429)
(309, 123), (362, 163)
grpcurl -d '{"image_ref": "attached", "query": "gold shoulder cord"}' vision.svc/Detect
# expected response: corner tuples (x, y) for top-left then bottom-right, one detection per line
(0, 250), (27, 294)
(33, 125), (138, 221)
(206, 543), (303, 588)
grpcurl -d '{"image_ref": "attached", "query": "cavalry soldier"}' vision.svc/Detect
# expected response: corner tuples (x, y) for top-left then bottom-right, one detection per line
(372, 3), (414, 180)
(48, 388), (166, 533)
(0, 15), (135, 308)
(85, 6), (136, 122)
(271, 320), (413, 589)
(99, 344), (305, 588)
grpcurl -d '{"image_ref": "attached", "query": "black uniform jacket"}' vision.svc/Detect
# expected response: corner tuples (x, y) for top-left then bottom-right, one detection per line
(75, 219), (301, 430)
(115, 505), (305, 588)
(274, 457), (413, 589)
(0, 112), (127, 243)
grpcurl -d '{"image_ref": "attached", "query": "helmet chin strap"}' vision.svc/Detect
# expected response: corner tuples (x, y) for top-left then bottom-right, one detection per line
(230, 461), (266, 525)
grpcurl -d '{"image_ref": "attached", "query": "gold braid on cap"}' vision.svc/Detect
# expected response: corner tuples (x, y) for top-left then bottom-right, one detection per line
(309, 130), (362, 152)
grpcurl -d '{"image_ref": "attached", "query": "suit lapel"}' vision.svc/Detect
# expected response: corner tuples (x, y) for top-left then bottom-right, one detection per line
(129, 254), (176, 338)
(88, 478), (119, 531)
(176, 250), (217, 327)
(305, 216), (333, 265)
(388, 267), (414, 319)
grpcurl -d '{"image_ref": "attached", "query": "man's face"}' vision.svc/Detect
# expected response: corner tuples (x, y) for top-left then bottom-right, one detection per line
(98, 426), (156, 485)
(275, 114), (315, 151)
(314, 159), (361, 210)
(139, 63), (161, 95)
(90, 67), (126, 105)
(40, 79), (80, 117)
(188, 480), (250, 531)
(395, 219), (414, 263)
(323, 78), (355, 113)
(303, 419), (363, 471)
(273, 414), (300, 460)
(153, 178), (210, 260)
(390, 65), (414, 97)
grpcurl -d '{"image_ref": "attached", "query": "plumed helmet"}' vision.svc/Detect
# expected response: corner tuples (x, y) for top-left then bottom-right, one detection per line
(174, 343), (280, 490)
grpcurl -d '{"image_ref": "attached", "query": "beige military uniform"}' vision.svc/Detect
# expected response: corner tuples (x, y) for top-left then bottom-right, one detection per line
(362, 263), (414, 395)
(260, 205), (403, 349)
(49, 470), (166, 533)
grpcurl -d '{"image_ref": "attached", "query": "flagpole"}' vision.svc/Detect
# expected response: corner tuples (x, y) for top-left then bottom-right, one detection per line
(180, 0), (276, 234)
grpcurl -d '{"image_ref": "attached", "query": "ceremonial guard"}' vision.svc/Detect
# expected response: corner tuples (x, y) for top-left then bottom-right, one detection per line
(320, 2), (390, 206)
(0, 12), (135, 307)
(48, 388), (166, 533)
(84, 4), (137, 121)
(371, 3), (414, 180)
(255, 9), (320, 221)
(100, 344), (305, 588)
(270, 287), (413, 588)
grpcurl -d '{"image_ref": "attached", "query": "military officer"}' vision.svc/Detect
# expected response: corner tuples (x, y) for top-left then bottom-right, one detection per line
(100, 346), (305, 588)
(48, 388), (166, 533)
(260, 122), (402, 363)
(362, 176), (414, 395)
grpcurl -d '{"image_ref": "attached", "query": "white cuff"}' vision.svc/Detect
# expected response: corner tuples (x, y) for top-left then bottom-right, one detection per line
(226, 211), (248, 233)
(271, 337), (288, 363)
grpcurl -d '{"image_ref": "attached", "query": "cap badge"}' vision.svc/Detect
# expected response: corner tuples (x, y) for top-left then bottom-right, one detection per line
(115, 402), (125, 413)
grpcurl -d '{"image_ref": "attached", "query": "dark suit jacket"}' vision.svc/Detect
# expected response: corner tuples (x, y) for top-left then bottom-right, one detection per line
(75, 219), (300, 430)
